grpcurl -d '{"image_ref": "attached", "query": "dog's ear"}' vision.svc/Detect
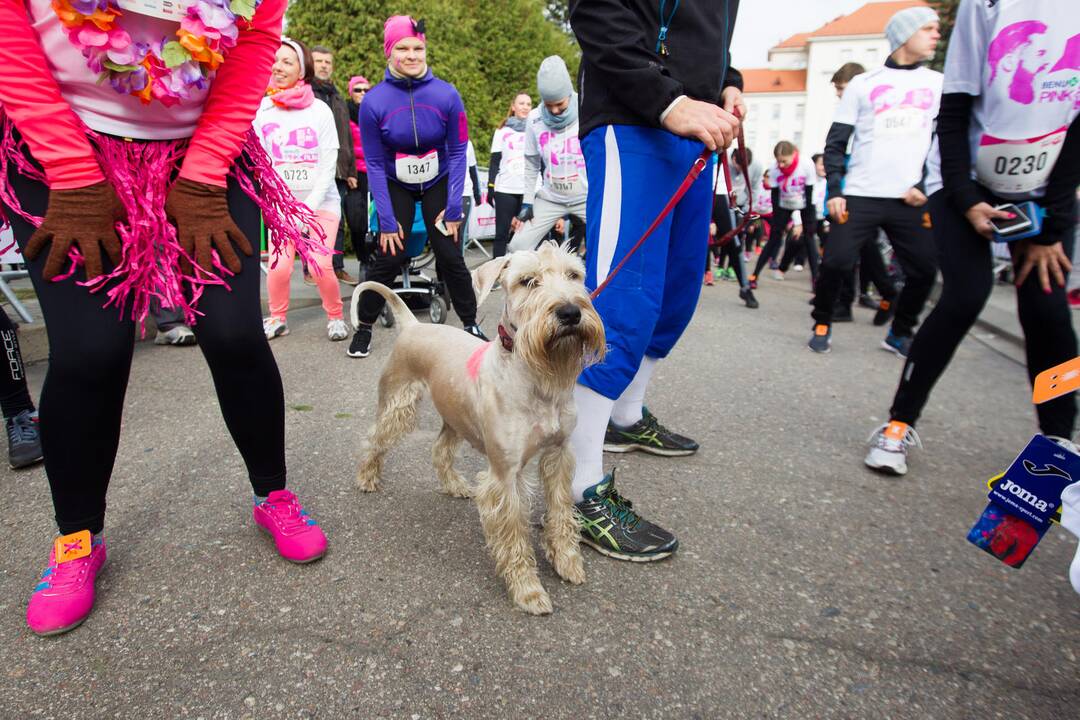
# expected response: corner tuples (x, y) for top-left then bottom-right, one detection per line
(472, 254), (512, 307)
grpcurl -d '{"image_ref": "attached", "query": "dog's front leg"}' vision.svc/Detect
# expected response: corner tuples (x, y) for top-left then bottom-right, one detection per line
(475, 464), (552, 615)
(539, 444), (586, 585)
(432, 423), (472, 498)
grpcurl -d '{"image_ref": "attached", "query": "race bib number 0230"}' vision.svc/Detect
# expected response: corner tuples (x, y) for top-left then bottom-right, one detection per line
(395, 150), (439, 185)
(975, 128), (1065, 195)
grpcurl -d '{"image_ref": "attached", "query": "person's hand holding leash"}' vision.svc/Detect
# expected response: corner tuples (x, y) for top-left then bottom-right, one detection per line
(661, 98), (739, 151)
(721, 87), (747, 121)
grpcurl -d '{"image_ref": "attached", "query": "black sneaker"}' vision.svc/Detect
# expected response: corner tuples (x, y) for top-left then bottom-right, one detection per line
(7, 409), (43, 469)
(464, 324), (489, 341)
(808, 324), (832, 353)
(881, 330), (912, 358)
(832, 305), (854, 322)
(604, 407), (699, 456)
(575, 471), (678, 562)
(858, 293), (879, 310)
(873, 299), (895, 327)
(739, 287), (759, 309)
(347, 326), (372, 358)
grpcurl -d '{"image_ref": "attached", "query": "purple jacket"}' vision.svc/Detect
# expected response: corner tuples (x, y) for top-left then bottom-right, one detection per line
(359, 68), (469, 231)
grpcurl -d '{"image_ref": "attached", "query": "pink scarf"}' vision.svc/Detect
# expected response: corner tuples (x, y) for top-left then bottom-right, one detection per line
(267, 81), (315, 109)
(776, 151), (800, 191)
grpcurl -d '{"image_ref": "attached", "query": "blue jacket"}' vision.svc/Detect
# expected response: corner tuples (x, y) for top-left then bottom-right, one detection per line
(359, 68), (468, 230)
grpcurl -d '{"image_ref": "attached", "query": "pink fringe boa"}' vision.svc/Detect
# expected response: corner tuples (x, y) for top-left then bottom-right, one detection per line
(0, 114), (329, 329)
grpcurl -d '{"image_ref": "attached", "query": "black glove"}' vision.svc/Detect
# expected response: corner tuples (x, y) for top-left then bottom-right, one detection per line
(516, 204), (534, 223)
(485, 186), (496, 207)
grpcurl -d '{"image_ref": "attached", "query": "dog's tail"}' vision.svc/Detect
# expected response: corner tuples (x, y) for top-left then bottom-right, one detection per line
(351, 281), (419, 329)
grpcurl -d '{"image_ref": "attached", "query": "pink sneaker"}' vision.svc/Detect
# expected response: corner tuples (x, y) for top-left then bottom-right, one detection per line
(26, 531), (106, 636)
(253, 489), (327, 563)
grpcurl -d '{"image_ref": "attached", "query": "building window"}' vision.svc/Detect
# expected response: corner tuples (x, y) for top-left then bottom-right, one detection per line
(772, 103), (781, 121)
(795, 103), (805, 123)
(794, 131), (803, 147)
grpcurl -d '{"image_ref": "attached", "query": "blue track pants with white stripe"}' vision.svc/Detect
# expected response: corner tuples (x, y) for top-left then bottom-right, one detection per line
(578, 125), (714, 400)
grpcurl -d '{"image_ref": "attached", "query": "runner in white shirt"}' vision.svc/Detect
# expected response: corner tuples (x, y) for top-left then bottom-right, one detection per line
(748, 141), (818, 289)
(486, 92), (532, 256)
(507, 57), (587, 253)
(867, 0), (1080, 476)
(809, 7), (944, 356)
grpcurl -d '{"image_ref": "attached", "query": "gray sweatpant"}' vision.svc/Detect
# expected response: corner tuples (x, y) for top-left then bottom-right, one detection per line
(508, 195), (587, 252)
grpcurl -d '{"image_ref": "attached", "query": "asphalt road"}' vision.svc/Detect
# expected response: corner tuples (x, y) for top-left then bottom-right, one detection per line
(0, 264), (1077, 719)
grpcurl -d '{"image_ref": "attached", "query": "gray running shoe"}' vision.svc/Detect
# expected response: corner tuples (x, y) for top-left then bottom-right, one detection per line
(7, 409), (43, 469)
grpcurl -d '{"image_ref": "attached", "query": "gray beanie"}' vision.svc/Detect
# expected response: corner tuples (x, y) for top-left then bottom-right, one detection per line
(537, 56), (573, 102)
(886, 6), (939, 53)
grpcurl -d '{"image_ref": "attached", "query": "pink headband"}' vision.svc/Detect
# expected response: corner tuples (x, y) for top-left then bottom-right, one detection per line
(384, 15), (425, 58)
(348, 76), (370, 93)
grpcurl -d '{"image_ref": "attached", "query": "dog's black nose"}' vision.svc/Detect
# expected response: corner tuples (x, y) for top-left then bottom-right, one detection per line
(556, 303), (581, 326)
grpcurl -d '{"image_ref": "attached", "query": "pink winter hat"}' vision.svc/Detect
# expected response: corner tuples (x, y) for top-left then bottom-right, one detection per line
(348, 76), (370, 93)
(383, 15), (426, 58)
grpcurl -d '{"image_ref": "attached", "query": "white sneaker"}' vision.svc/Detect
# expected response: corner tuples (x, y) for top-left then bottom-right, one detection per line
(154, 326), (196, 346)
(772, 270), (785, 281)
(263, 317), (289, 340)
(793, 264), (804, 272)
(327, 319), (349, 341)
(864, 421), (922, 476)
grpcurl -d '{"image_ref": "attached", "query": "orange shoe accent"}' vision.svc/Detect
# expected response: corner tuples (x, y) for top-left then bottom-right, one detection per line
(883, 421), (909, 442)
(54, 530), (92, 565)
(814, 324), (829, 337)
(879, 299), (891, 311)
(749, 274), (757, 282)
(922, 212), (932, 229)
(1033, 356), (1080, 405)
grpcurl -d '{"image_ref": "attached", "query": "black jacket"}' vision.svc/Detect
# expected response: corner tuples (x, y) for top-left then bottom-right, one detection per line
(312, 79), (357, 181)
(569, 0), (742, 141)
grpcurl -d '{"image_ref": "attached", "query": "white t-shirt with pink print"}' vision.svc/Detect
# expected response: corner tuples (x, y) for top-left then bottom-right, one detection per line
(766, 156), (816, 211)
(523, 107), (587, 205)
(925, 0), (1080, 199)
(253, 96), (340, 216)
(490, 125), (527, 195)
(833, 64), (943, 199)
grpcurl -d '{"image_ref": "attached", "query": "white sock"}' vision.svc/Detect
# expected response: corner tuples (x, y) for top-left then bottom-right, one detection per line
(1059, 481), (1080, 595)
(610, 356), (659, 428)
(570, 384), (615, 503)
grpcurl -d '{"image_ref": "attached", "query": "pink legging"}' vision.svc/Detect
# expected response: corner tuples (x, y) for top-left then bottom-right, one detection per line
(267, 210), (343, 321)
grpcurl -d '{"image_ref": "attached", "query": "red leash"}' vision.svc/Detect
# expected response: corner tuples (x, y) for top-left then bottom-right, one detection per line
(590, 113), (750, 300)
(715, 119), (755, 246)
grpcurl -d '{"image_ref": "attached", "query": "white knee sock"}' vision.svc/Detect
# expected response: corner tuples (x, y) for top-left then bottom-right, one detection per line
(570, 384), (615, 503)
(610, 356), (659, 428)
(1059, 481), (1080, 595)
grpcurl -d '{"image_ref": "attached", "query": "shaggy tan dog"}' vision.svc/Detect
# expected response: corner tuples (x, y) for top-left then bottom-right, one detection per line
(351, 242), (605, 614)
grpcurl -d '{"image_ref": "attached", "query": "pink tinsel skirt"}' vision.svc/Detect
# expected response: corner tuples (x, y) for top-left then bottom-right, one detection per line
(0, 114), (327, 327)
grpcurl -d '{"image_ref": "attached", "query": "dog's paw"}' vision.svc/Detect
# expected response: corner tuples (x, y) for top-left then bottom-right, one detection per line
(355, 466), (380, 493)
(553, 550), (586, 585)
(514, 587), (554, 616)
(439, 473), (475, 498)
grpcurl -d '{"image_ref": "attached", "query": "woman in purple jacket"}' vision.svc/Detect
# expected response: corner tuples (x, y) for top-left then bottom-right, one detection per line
(347, 16), (484, 358)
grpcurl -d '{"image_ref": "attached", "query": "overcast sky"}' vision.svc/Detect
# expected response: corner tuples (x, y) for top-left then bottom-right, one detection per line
(730, 0), (871, 69)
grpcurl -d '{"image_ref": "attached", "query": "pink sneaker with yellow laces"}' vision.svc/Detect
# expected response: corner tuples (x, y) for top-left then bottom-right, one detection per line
(253, 489), (327, 563)
(26, 531), (106, 636)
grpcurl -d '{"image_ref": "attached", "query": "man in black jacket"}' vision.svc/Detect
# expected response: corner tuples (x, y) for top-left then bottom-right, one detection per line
(567, 0), (743, 562)
(312, 45), (360, 285)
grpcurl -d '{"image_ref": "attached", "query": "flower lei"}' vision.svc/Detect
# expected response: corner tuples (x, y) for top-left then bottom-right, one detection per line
(51, 0), (261, 106)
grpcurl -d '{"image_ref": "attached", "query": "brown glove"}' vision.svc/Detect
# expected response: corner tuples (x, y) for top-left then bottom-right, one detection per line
(23, 181), (124, 280)
(165, 178), (253, 276)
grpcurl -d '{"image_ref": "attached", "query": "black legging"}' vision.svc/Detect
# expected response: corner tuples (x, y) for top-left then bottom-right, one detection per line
(492, 190), (523, 258)
(752, 205), (817, 279)
(356, 176), (477, 326)
(0, 305), (33, 418)
(890, 191), (1077, 437)
(344, 171), (370, 265)
(5, 149), (286, 535)
(711, 195), (746, 287)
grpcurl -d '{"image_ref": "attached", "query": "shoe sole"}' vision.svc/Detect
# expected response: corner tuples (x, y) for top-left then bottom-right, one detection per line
(256, 524), (327, 564)
(346, 349), (370, 358)
(880, 341), (907, 358)
(602, 442), (696, 457)
(580, 536), (677, 562)
(808, 344), (831, 354)
(265, 328), (290, 341)
(154, 336), (197, 346)
(865, 459), (907, 476)
(10, 454), (44, 470)
(30, 556), (108, 636)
